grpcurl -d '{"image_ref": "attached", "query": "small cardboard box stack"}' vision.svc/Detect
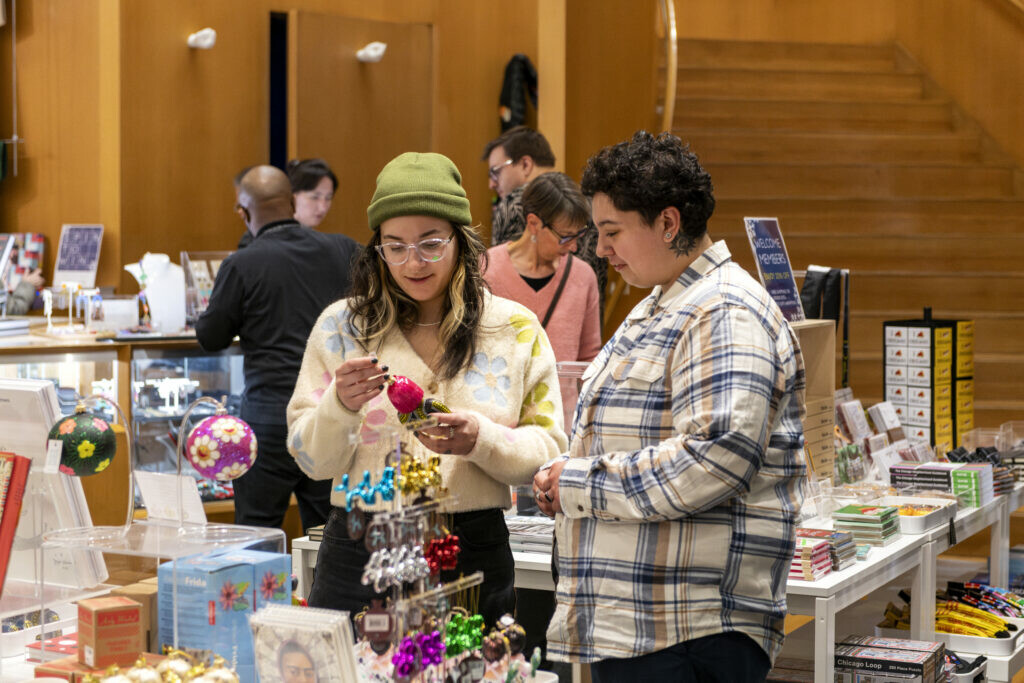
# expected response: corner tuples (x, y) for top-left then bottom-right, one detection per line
(883, 310), (973, 454)
(792, 320), (837, 480)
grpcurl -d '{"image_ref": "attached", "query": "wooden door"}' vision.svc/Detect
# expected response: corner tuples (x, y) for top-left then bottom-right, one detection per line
(288, 12), (435, 245)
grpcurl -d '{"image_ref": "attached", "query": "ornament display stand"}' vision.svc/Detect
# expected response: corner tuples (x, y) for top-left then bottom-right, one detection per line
(37, 394), (284, 669)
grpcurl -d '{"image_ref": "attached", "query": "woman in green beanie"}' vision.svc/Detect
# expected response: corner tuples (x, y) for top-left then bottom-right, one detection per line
(287, 152), (568, 627)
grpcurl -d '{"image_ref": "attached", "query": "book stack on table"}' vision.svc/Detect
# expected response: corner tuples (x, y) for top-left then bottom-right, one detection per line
(796, 527), (857, 571)
(832, 504), (901, 547)
(790, 537), (833, 581)
(835, 635), (944, 683)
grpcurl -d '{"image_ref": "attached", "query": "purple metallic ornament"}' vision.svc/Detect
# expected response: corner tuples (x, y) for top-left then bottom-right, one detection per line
(185, 414), (257, 481)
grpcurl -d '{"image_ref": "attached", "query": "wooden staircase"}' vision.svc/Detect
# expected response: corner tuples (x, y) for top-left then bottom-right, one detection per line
(614, 38), (1024, 428)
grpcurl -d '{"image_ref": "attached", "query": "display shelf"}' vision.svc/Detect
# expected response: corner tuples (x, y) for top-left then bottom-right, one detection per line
(42, 519), (284, 560)
(0, 579), (112, 621)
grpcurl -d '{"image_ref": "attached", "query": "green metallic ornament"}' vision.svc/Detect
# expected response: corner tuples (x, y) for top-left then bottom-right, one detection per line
(47, 403), (117, 477)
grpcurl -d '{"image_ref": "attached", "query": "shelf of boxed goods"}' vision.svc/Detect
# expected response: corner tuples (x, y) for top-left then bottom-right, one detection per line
(787, 482), (1024, 683)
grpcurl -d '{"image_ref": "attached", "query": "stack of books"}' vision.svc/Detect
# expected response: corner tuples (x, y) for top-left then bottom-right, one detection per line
(789, 537), (833, 581)
(307, 525), (324, 542)
(890, 462), (958, 496)
(796, 528), (857, 571)
(952, 463), (994, 507)
(832, 504), (901, 547)
(506, 515), (554, 554)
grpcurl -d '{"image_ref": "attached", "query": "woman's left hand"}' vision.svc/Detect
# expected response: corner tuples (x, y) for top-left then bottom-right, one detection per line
(415, 412), (479, 456)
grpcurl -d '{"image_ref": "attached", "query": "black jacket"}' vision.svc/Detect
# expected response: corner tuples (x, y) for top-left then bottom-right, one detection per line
(196, 220), (359, 424)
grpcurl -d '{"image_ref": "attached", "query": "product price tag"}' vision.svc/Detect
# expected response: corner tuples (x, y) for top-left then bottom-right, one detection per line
(45, 439), (63, 473)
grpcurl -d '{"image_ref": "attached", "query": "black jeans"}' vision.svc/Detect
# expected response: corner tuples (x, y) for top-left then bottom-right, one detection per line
(308, 507), (516, 629)
(231, 421), (333, 532)
(589, 632), (771, 683)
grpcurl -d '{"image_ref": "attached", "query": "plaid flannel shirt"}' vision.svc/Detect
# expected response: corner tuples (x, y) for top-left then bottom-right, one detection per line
(547, 241), (807, 664)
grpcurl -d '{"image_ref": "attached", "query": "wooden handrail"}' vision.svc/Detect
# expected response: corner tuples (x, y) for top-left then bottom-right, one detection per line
(659, 0), (678, 134)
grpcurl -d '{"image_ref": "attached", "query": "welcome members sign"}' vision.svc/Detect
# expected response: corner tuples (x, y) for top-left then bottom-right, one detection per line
(744, 217), (805, 322)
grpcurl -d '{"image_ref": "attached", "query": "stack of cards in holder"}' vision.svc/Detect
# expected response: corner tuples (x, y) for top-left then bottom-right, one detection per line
(250, 604), (358, 683)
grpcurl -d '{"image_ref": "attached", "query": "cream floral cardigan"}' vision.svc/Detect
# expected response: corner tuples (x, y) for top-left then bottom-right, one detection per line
(286, 291), (568, 513)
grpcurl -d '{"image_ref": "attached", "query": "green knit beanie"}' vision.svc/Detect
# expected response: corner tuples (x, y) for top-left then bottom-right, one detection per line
(367, 152), (472, 231)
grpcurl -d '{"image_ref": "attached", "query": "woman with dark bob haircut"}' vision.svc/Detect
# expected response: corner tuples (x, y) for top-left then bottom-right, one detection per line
(287, 158), (338, 228)
(288, 152), (567, 627)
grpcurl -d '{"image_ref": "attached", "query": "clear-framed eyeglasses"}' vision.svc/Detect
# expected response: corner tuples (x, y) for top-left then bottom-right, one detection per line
(488, 158), (513, 181)
(375, 236), (454, 265)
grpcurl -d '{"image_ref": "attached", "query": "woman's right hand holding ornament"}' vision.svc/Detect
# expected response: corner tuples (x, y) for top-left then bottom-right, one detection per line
(334, 356), (389, 412)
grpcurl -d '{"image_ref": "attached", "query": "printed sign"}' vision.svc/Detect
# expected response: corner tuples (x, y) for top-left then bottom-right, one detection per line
(54, 224), (104, 288)
(744, 217), (805, 322)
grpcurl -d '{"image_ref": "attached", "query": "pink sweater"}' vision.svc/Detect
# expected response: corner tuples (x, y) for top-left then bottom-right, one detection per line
(484, 243), (603, 363)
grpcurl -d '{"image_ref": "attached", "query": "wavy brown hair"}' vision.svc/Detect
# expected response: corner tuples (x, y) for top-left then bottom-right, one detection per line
(348, 224), (489, 380)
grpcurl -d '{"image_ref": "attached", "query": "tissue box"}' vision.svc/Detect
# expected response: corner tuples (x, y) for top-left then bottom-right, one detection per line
(158, 549), (291, 682)
(77, 596), (144, 669)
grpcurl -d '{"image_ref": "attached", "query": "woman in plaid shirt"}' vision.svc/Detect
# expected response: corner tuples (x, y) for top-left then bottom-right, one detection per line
(534, 131), (807, 682)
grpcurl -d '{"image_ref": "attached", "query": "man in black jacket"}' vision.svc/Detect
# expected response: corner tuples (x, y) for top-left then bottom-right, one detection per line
(196, 165), (359, 531)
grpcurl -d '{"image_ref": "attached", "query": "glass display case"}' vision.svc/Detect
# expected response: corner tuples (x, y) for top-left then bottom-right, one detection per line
(130, 344), (244, 499)
(0, 347), (118, 419)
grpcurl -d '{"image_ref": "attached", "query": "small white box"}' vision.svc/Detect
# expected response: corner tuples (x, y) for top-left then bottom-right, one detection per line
(907, 326), (933, 347)
(886, 346), (911, 365)
(885, 326), (909, 346)
(886, 365), (910, 384)
(907, 346), (931, 367)
(907, 387), (932, 407)
(886, 385), (909, 405)
(907, 367), (933, 388)
(907, 426), (932, 444)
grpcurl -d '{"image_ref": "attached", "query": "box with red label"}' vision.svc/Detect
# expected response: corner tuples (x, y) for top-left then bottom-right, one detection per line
(157, 549), (290, 682)
(77, 596), (143, 669)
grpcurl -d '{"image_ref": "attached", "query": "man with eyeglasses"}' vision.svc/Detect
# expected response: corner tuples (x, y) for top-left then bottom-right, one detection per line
(196, 165), (360, 534)
(481, 126), (608, 325)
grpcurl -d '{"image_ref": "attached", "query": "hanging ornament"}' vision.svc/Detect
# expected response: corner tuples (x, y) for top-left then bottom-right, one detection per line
(387, 374), (452, 423)
(47, 403), (118, 476)
(124, 655), (162, 683)
(185, 412), (257, 481)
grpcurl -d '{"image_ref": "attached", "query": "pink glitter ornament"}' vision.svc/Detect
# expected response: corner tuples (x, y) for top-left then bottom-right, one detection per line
(185, 414), (257, 481)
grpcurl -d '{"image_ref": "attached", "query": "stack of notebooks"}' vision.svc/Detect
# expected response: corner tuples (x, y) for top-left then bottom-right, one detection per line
(832, 504), (901, 547)
(890, 461), (995, 507)
(0, 318), (29, 338)
(993, 464), (1015, 496)
(506, 515), (555, 554)
(952, 463), (994, 507)
(790, 537), (833, 581)
(307, 525), (324, 542)
(796, 528), (856, 571)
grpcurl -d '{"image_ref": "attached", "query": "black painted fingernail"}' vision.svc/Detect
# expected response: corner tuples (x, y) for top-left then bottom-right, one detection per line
(381, 365), (389, 372)
(383, 374), (390, 381)
(378, 384), (384, 390)
(371, 358), (379, 364)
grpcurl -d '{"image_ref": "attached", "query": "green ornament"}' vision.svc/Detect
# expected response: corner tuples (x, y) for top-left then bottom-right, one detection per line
(47, 404), (117, 477)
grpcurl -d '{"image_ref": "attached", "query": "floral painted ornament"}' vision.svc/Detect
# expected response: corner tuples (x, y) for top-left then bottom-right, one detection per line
(186, 413), (257, 481)
(47, 404), (117, 476)
(387, 374), (451, 423)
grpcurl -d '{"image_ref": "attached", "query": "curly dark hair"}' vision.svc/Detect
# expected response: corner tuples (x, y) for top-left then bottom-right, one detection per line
(347, 224), (489, 381)
(580, 131), (715, 255)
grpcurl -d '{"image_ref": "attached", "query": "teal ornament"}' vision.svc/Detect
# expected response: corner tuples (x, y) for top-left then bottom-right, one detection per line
(48, 405), (117, 476)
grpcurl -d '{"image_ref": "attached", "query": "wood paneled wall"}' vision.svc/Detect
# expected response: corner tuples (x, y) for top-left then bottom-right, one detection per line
(0, 1), (120, 287)
(896, 0), (1024, 168)
(0, 0), (539, 290)
(564, 0), (659, 180)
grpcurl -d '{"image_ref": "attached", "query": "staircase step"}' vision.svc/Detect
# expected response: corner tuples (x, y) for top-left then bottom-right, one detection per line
(684, 130), (984, 164)
(848, 311), (1024, 356)
(707, 162), (1017, 200)
(714, 229), (1024, 272)
(675, 98), (953, 134)
(676, 39), (900, 73)
(836, 272), (1023, 313)
(672, 68), (926, 101)
(711, 198), (1024, 231)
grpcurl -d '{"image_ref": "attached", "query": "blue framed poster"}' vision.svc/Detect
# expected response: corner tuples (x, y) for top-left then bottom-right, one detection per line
(744, 217), (805, 322)
(54, 224), (104, 288)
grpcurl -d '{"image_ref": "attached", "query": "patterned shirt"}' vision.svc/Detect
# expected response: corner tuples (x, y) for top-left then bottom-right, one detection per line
(547, 240), (806, 664)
